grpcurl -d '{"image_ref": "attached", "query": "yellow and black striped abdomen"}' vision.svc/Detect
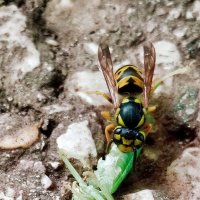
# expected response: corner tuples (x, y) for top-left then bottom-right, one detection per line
(114, 65), (143, 95)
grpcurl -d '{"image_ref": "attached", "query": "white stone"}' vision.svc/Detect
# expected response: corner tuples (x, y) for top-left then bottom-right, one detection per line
(0, 123), (40, 149)
(173, 27), (187, 38)
(59, 0), (73, 8)
(33, 161), (46, 173)
(186, 10), (193, 19)
(167, 7), (182, 20)
(122, 189), (155, 200)
(186, 0), (200, 21)
(138, 40), (181, 94)
(167, 147), (200, 200)
(146, 19), (157, 33)
(154, 41), (181, 68)
(16, 190), (23, 200)
(49, 161), (60, 169)
(0, 187), (15, 200)
(193, 0), (200, 21)
(0, 5), (40, 82)
(84, 42), (98, 55)
(18, 160), (34, 171)
(36, 92), (46, 102)
(42, 103), (73, 114)
(65, 70), (110, 106)
(57, 120), (97, 168)
(45, 38), (58, 46)
(18, 160), (45, 173)
(153, 41), (181, 94)
(41, 175), (53, 189)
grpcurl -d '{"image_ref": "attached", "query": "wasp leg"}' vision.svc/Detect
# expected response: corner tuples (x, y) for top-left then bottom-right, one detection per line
(142, 123), (153, 136)
(105, 123), (115, 154)
(147, 105), (157, 113)
(105, 139), (113, 154)
(133, 150), (137, 170)
(85, 90), (113, 104)
(101, 111), (112, 121)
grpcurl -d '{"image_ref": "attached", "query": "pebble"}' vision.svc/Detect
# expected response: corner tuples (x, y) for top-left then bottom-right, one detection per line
(83, 42), (98, 55)
(41, 175), (53, 189)
(49, 161), (60, 170)
(65, 70), (109, 106)
(122, 189), (155, 200)
(57, 120), (97, 168)
(167, 147), (200, 199)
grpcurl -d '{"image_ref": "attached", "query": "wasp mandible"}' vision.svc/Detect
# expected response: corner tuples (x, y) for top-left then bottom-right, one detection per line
(94, 42), (156, 154)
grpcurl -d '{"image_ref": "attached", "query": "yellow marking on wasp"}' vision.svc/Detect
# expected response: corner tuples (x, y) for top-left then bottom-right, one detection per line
(118, 144), (133, 153)
(115, 65), (142, 81)
(118, 76), (143, 89)
(134, 139), (142, 146)
(136, 114), (145, 128)
(117, 114), (126, 127)
(134, 98), (141, 103)
(114, 134), (121, 141)
(118, 77), (130, 88)
(134, 131), (146, 146)
(122, 137), (133, 145)
(121, 97), (130, 103)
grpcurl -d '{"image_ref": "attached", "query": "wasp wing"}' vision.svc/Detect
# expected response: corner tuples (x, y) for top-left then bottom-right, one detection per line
(98, 43), (120, 109)
(143, 42), (156, 108)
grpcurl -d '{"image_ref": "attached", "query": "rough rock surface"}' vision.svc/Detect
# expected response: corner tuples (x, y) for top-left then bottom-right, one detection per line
(0, 0), (199, 199)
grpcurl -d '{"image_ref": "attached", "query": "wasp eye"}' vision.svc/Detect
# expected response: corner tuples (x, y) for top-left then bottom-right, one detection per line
(136, 133), (145, 142)
(114, 128), (122, 134)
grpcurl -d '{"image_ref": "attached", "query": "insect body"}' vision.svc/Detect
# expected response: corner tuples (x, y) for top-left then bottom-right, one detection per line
(114, 65), (143, 95)
(97, 42), (156, 153)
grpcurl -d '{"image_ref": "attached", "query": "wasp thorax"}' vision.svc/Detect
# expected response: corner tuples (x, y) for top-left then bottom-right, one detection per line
(115, 97), (145, 129)
(114, 65), (144, 95)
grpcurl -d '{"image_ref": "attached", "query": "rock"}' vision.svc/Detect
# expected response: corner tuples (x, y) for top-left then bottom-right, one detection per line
(0, 113), (41, 150)
(146, 19), (157, 33)
(173, 27), (187, 39)
(167, 147), (200, 199)
(41, 175), (53, 189)
(83, 42), (98, 55)
(18, 160), (46, 173)
(163, 88), (198, 137)
(45, 37), (59, 46)
(48, 161), (61, 170)
(0, 187), (15, 200)
(65, 70), (110, 106)
(122, 189), (155, 200)
(186, 0), (200, 21)
(0, 5), (40, 84)
(154, 40), (181, 69)
(41, 103), (73, 115)
(139, 40), (181, 95)
(122, 190), (169, 200)
(167, 7), (182, 20)
(57, 120), (97, 168)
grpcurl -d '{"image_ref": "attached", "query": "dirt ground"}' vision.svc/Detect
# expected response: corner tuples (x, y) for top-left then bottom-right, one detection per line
(0, 0), (199, 199)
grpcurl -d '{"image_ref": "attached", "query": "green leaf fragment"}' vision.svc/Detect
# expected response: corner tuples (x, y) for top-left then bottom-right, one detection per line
(95, 144), (142, 194)
(59, 144), (142, 199)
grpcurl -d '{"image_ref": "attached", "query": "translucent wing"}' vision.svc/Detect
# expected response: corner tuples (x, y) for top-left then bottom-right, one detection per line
(98, 43), (120, 109)
(143, 42), (156, 108)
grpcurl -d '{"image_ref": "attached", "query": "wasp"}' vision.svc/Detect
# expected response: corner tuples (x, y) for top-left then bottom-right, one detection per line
(94, 42), (156, 154)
